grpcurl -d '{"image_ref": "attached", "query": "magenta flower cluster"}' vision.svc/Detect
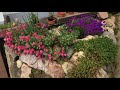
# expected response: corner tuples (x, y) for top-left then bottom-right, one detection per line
(4, 24), (67, 61)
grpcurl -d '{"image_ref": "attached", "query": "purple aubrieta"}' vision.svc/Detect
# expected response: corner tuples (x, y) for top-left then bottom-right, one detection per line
(66, 14), (104, 37)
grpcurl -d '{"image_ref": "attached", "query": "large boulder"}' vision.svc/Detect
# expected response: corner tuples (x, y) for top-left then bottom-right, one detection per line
(21, 64), (31, 78)
(110, 16), (116, 23)
(70, 51), (85, 65)
(52, 28), (61, 36)
(73, 35), (95, 43)
(96, 68), (109, 78)
(82, 35), (95, 40)
(4, 45), (17, 59)
(102, 27), (117, 44)
(16, 60), (23, 68)
(104, 19), (115, 29)
(66, 47), (74, 58)
(62, 62), (74, 74)
(97, 12), (109, 19)
(46, 62), (65, 78)
(37, 59), (50, 71)
(19, 54), (38, 68)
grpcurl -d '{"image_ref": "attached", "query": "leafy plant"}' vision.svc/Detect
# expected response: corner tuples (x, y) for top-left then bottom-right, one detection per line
(27, 12), (39, 24)
(41, 35), (54, 47)
(58, 33), (76, 48)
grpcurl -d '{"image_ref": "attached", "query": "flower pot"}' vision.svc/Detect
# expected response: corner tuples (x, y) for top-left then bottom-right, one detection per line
(66, 12), (74, 15)
(57, 12), (66, 17)
(47, 17), (56, 25)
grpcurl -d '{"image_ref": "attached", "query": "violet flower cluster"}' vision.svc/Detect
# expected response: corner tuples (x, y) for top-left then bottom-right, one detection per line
(66, 14), (104, 37)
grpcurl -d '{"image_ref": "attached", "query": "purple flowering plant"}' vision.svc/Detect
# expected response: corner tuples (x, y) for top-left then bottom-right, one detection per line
(66, 14), (104, 37)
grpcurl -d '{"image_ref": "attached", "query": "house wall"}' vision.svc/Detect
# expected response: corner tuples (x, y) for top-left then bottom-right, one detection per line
(3, 12), (50, 23)
(0, 12), (4, 24)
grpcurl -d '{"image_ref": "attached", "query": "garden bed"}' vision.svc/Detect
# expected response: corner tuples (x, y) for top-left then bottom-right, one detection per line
(1, 12), (118, 78)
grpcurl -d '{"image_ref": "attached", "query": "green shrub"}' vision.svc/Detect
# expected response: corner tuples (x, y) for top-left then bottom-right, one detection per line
(58, 34), (75, 47)
(67, 58), (99, 78)
(42, 35), (54, 47)
(72, 26), (84, 38)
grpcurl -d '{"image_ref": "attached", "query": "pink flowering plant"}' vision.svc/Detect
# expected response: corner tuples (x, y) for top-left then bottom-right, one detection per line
(4, 13), (68, 61)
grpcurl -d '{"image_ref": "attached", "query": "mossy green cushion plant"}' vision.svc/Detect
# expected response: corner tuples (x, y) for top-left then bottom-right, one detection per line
(67, 58), (100, 78)
(74, 37), (117, 66)
(67, 37), (118, 78)
(86, 37), (117, 66)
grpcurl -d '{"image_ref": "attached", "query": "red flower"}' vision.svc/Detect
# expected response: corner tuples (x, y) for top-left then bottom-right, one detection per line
(17, 46), (22, 51)
(25, 43), (30, 48)
(41, 24), (46, 29)
(64, 53), (67, 57)
(19, 36), (25, 41)
(45, 49), (48, 52)
(35, 51), (40, 56)
(32, 42), (36, 46)
(29, 49), (35, 55)
(37, 56), (41, 60)
(25, 35), (30, 42)
(39, 50), (43, 54)
(6, 31), (12, 36)
(54, 52), (57, 55)
(32, 32), (38, 37)
(48, 54), (52, 60)
(20, 23), (27, 30)
(21, 32), (24, 35)
(41, 45), (45, 49)
(40, 42), (42, 45)
(60, 53), (64, 57)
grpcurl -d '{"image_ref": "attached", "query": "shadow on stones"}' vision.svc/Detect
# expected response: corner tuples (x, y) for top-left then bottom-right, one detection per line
(0, 37), (10, 77)
(29, 68), (52, 78)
